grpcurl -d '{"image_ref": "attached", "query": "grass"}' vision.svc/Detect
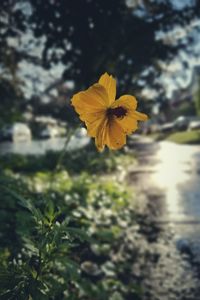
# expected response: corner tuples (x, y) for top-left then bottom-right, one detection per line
(147, 129), (200, 145)
(166, 129), (200, 144)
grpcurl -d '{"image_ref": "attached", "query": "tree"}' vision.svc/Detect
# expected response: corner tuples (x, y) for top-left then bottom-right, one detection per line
(195, 77), (200, 116)
(0, 0), (200, 123)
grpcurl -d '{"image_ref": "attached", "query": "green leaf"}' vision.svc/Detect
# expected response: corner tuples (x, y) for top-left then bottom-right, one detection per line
(66, 227), (91, 242)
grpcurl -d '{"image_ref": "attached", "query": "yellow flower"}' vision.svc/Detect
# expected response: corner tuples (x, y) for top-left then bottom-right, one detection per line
(71, 73), (148, 151)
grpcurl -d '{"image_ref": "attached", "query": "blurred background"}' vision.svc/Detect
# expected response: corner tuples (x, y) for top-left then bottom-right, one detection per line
(1, 0), (200, 299)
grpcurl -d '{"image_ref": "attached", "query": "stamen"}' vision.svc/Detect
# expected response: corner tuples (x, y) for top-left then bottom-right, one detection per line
(107, 106), (127, 118)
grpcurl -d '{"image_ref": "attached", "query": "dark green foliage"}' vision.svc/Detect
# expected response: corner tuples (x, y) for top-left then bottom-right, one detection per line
(0, 0), (199, 125)
(22, 0), (200, 91)
(0, 80), (25, 128)
(0, 143), (126, 175)
(195, 77), (200, 117)
(0, 150), (141, 299)
(0, 177), (87, 299)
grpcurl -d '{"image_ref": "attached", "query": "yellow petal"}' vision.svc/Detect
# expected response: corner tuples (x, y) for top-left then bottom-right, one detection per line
(131, 110), (148, 121)
(95, 117), (108, 151)
(79, 110), (105, 124)
(111, 95), (137, 110)
(99, 73), (116, 105)
(106, 120), (126, 150)
(115, 113), (138, 135)
(111, 95), (148, 134)
(71, 83), (109, 117)
(85, 112), (106, 137)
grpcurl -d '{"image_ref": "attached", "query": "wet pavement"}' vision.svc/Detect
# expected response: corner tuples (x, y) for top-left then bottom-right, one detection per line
(127, 135), (200, 300)
(129, 136), (200, 251)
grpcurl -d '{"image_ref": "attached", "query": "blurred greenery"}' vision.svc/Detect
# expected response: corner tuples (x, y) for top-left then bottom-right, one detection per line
(166, 129), (200, 144)
(0, 80), (25, 128)
(170, 102), (196, 120)
(0, 0), (200, 125)
(0, 143), (134, 175)
(0, 143), (143, 300)
(195, 77), (200, 117)
(148, 129), (200, 144)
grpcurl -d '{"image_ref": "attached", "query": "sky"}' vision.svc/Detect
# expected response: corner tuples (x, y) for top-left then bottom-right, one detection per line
(156, 17), (200, 98)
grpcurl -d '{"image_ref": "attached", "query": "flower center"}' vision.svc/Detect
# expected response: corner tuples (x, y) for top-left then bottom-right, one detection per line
(107, 106), (127, 118)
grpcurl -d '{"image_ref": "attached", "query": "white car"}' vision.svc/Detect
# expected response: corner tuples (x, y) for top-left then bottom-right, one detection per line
(75, 127), (87, 138)
(0, 123), (32, 142)
(174, 116), (200, 131)
(159, 122), (175, 133)
(39, 126), (60, 139)
(188, 120), (200, 131)
(174, 116), (189, 131)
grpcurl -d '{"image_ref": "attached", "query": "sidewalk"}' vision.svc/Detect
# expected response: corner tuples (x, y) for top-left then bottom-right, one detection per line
(125, 135), (200, 300)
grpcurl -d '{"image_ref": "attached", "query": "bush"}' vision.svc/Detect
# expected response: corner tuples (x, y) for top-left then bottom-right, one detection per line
(0, 143), (127, 175)
(0, 169), (140, 300)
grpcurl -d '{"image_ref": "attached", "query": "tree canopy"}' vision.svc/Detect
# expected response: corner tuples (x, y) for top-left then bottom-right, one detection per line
(0, 0), (200, 122)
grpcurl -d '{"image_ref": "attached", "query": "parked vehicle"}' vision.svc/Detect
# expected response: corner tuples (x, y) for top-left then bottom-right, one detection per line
(173, 116), (190, 131)
(159, 122), (175, 133)
(174, 116), (200, 131)
(0, 123), (32, 142)
(188, 120), (200, 131)
(141, 120), (160, 135)
(39, 126), (60, 139)
(75, 127), (87, 138)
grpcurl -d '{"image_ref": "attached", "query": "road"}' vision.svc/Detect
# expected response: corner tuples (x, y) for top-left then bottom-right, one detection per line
(130, 136), (200, 255)
(128, 136), (200, 300)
